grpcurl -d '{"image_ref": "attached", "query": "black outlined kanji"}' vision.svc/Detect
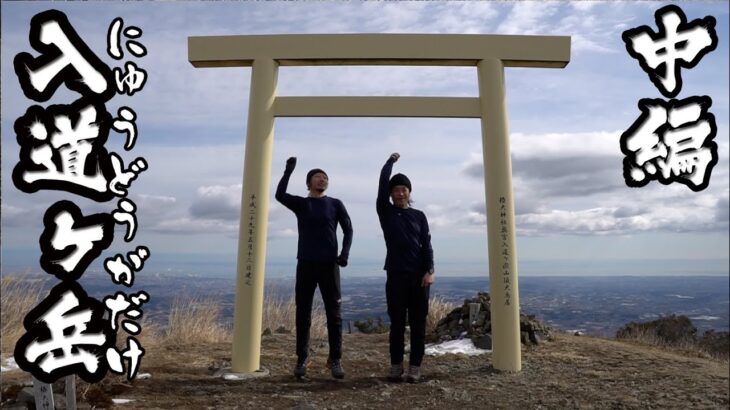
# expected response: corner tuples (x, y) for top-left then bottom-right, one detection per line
(622, 5), (718, 98)
(14, 281), (115, 384)
(39, 200), (115, 281)
(13, 9), (115, 103)
(12, 98), (117, 202)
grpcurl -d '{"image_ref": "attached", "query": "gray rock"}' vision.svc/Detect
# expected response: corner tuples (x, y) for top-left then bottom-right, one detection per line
(428, 291), (551, 347)
(471, 334), (492, 350)
(275, 326), (291, 334)
(16, 387), (35, 406)
(262, 327), (273, 336)
(475, 311), (488, 326)
(53, 394), (66, 410)
(2, 404), (31, 410)
(529, 330), (540, 345)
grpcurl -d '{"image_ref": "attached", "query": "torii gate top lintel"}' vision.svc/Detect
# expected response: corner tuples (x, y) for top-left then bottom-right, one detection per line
(188, 33), (571, 68)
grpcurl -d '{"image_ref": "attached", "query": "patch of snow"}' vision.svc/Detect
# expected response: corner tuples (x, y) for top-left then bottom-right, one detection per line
(1, 357), (19, 372)
(666, 294), (694, 299)
(425, 339), (490, 356)
(690, 315), (720, 321)
(136, 373), (152, 380)
(224, 373), (245, 380)
(112, 399), (135, 404)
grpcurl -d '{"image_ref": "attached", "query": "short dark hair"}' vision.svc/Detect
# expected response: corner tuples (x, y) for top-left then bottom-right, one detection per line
(389, 173), (412, 192)
(306, 168), (328, 187)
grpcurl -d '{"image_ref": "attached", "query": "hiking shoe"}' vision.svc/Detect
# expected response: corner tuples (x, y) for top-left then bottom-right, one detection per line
(387, 363), (404, 382)
(327, 358), (345, 379)
(293, 357), (309, 378)
(405, 365), (421, 383)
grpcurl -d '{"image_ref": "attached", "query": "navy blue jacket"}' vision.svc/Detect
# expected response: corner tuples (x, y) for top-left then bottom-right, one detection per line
(377, 158), (434, 274)
(276, 170), (353, 263)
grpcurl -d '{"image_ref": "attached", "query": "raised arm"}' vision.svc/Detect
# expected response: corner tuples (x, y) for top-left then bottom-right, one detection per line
(275, 157), (303, 212)
(377, 153), (399, 214)
(336, 200), (354, 267)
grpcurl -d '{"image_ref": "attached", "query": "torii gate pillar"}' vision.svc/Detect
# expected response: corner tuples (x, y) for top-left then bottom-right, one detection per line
(478, 59), (520, 370)
(231, 59), (278, 372)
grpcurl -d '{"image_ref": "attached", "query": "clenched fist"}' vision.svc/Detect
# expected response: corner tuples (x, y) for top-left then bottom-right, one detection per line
(285, 157), (297, 172)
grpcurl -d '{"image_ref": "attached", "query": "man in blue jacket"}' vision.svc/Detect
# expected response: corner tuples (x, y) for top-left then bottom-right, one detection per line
(276, 157), (353, 379)
(377, 152), (434, 383)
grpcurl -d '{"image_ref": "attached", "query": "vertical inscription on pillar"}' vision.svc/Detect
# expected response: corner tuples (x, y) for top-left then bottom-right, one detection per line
(498, 196), (511, 306)
(245, 194), (256, 286)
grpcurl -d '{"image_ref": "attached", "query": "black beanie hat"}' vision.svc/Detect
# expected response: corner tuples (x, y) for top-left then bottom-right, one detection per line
(306, 168), (328, 186)
(389, 173), (412, 192)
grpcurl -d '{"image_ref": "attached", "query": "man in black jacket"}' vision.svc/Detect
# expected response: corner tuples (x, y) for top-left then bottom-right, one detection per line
(377, 152), (434, 383)
(275, 157), (353, 379)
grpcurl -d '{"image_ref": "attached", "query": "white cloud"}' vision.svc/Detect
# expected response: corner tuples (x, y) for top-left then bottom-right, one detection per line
(149, 217), (238, 235)
(133, 194), (177, 217)
(517, 204), (722, 236)
(454, 125), (729, 237)
(571, 2), (599, 12)
(1, 203), (40, 228)
(270, 228), (297, 239)
(496, 2), (561, 35)
(278, 65), (477, 97)
(511, 130), (623, 159)
(190, 184), (242, 221)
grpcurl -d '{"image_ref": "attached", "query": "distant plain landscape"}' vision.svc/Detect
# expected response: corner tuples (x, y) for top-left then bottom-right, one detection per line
(4, 251), (727, 337)
(61, 271), (730, 337)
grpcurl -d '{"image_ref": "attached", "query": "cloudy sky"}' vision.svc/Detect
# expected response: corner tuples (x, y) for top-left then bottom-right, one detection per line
(2, 1), (728, 277)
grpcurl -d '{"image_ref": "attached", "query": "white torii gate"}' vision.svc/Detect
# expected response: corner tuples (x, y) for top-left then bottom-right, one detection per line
(188, 33), (570, 373)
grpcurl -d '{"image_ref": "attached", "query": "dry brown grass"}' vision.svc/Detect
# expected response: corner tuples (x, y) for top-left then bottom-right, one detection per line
(160, 285), (329, 346)
(0, 278), (332, 351)
(617, 327), (728, 362)
(427, 295), (456, 334)
(113, 316), (162, 351)
(262, 284), (327, 340)
(163, 294), (231, 345)
(1, 275), (46, 354)
(618, 327), (696, 349)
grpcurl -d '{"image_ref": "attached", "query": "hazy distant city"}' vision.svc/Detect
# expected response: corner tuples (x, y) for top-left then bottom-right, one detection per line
(58, 270), (730, 337)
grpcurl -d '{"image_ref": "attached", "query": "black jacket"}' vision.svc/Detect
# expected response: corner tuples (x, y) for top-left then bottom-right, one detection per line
(376, 158), (434, 274)
(276, 170), (353, 262)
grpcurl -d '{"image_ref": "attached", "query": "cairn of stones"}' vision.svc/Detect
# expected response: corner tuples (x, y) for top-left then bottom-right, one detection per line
(429, 292), (552, 349)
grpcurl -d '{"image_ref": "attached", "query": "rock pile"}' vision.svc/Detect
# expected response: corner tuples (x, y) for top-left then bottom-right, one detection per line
(428, 292), (552, 349)
(698, 329), (730, 360)
(616, 314), (696, 345)
(616, 314), (729, 359)
(353, 317), (389, 334)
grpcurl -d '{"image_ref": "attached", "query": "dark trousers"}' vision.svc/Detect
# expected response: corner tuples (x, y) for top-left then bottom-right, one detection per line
(295, 260), (342, 360)
(386, 271), (430, 367)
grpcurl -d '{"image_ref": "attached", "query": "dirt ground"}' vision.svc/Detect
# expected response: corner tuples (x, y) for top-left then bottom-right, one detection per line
(1, 331), (728, 409)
